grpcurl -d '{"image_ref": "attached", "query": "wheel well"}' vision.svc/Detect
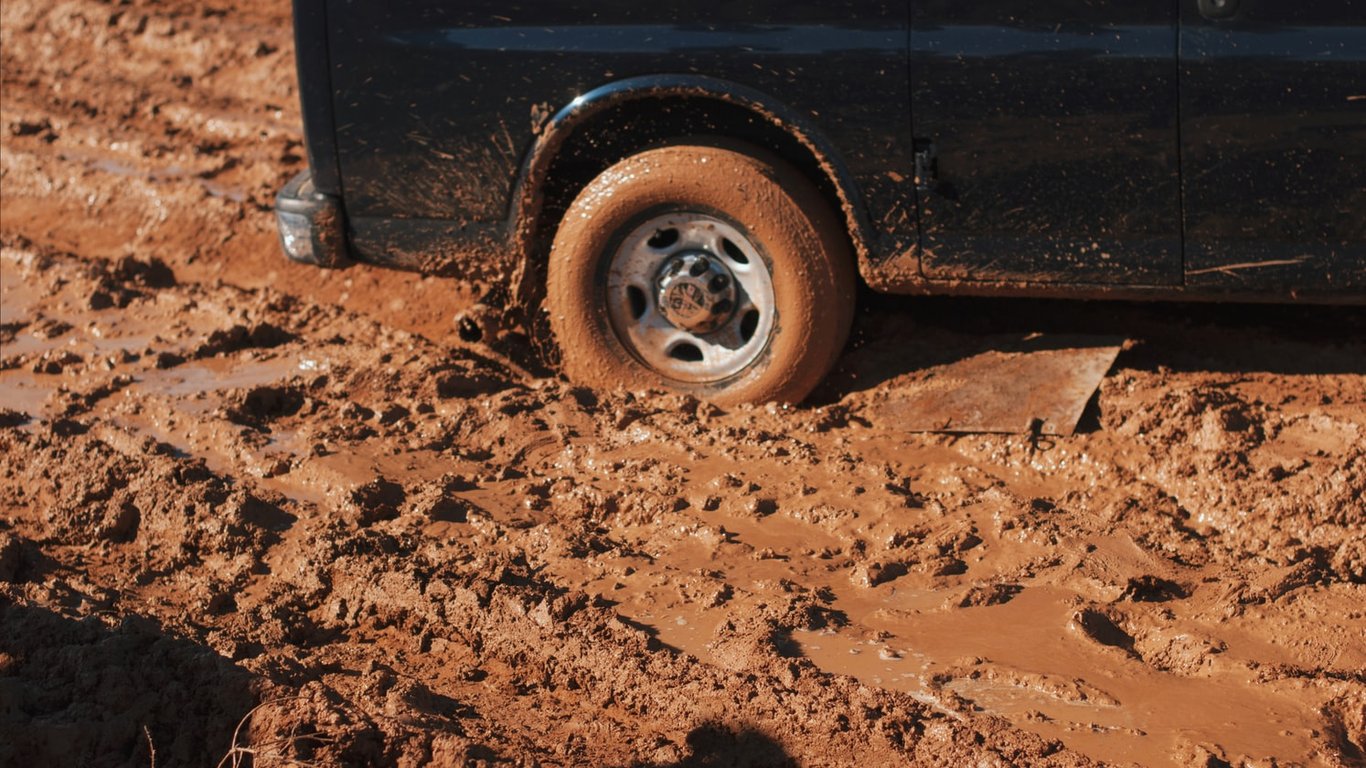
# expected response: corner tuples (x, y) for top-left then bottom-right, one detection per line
(530, 96), (859, 264)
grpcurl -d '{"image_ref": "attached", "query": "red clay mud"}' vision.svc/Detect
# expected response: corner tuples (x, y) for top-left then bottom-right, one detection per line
(2, 1), (1364, 766)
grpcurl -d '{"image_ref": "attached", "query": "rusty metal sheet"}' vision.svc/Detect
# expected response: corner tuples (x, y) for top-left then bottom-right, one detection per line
(869, 334), (1123, 435)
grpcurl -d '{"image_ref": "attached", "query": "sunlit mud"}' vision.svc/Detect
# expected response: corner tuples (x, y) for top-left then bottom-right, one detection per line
(2, 1), (1363, 766)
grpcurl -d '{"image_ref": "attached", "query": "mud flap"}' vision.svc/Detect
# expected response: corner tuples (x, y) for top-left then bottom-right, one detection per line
(869, 334), (1123, 435)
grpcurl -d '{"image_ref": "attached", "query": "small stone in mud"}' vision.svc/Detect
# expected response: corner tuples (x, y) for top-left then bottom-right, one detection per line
(8, 118), (53, 138)
(87, 289), (115, 310)
(0, 409), (31, 429)
(414, 494), (473, 523)
(691, 494), (721, 512)
(956, 582), (1022, 608)
(711, 473), (745, 490)
(931, 557), (968, 577)
(1071, 608), (1137, 656)
(378, 403), (410, 425)
(230, 385), (305, 425)
(1173, 740), (1234, 768)
(30, 318), (73, 340)
(703, 584), (734, 607)
(31, 349), (81, 374)
(196, 323), (293, 358)
(566, 386), (598, 409)
(435, 472), (478, 492)
(457, 666), (487, 683)
(851, 561), (908, 588)
(433, 369), (504, 399)
(696, 401), (723, 421)
(885, 529), (924, 549)
(612, 406), (644, 430)
(261, 456), (292, 478)
(347, 478), (406, 525)
(453, 303), (503, 343)
(111, 255), (176, 289)
(1119, 575), (1187, 602)
(744, 497), (778, 517)
(154, 351), (185, 369)
(50, 418), (88, 437)
(101, 501), (140, 542)
(340, 402), (375, 421)
(648, 742), (684, 765)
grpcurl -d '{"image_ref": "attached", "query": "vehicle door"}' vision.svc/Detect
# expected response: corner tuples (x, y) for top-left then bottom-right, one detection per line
(324, 1), (909, 248)
(1180, 1), (1366, 295)
(910, 1), (1183, 286)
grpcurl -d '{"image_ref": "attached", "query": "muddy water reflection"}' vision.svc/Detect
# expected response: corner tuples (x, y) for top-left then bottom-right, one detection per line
(538, 450), (1331, 768)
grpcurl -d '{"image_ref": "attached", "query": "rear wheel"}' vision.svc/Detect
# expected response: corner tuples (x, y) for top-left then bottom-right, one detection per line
(546, 142), (855, 405)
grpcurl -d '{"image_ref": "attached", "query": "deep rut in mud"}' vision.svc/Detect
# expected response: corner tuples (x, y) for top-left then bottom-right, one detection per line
(3, 1), (1365, 766)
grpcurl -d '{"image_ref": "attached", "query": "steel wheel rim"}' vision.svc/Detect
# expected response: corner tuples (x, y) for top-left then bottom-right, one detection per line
(605, 212), (776, 384)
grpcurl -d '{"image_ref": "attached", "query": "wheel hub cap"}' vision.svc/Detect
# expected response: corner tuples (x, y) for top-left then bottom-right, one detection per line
(654, 251), (737, 334)
(605, 212), (775, 384)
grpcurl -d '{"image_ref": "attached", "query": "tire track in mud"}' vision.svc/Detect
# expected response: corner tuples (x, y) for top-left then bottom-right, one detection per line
(3, 244), (1364, 766)
(0, 247), (1092, 766)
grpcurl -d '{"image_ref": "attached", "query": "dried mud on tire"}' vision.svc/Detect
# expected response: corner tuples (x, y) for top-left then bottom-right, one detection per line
(3, 1), (1365, 767)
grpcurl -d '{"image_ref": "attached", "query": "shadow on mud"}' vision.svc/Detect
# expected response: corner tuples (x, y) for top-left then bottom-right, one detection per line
(632, 723), (793, 768)
(0, 601), (256, 768)
(820, 293), (1366, 403)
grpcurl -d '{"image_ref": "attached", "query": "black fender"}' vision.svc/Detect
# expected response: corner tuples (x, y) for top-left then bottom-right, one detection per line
(503, 74), (876, 313)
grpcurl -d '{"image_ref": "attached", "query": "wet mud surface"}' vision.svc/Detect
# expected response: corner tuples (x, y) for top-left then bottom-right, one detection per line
(3, 1), (1365, 766)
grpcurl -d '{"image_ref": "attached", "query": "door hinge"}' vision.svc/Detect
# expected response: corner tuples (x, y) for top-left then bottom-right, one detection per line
(913, 139), (937, 191)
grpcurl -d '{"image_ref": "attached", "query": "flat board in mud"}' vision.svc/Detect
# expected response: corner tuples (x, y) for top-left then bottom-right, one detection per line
(277, 1), (1366, 404)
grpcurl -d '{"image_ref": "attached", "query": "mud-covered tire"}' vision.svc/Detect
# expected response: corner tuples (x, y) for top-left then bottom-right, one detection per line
(546, 143), (855, 406)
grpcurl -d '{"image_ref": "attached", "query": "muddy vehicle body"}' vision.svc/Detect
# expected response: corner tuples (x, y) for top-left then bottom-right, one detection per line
(277, 1), (1366, 403)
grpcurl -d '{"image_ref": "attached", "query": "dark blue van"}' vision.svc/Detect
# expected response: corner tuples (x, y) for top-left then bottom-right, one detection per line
(277, 2), (1365, 403)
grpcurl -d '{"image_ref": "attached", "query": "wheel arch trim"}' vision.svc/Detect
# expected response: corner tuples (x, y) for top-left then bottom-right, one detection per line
(504, 74), (874, 308)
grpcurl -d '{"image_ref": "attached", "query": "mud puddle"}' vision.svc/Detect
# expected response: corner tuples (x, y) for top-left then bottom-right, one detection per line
(535, 487), (1339, 767)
